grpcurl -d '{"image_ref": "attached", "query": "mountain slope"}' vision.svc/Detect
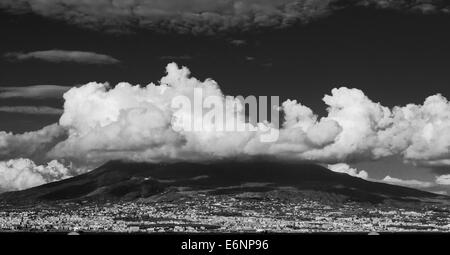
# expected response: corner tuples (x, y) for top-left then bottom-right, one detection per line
(0, 160), (443, 205)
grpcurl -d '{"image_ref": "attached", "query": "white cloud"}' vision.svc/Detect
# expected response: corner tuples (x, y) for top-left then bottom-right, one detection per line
(0, 158), (71, 192)
(302, 87), (393, 162)
(48, 63), (262, 163)
(5, 50), (120, 65)
(382, 175), (434, 189)
(0, 106), (63, 115)
(0, 124), (67, 161)
(31, 63), (450, 169)
(44, 62), (346, 164)
(356, 93), (450, 167)
(1, 63), (450, 189)
(301, 88), (450, 167)
(435, 174), (450, 185)
(327, 163), (368, 179)
(0, 85), (70, 99)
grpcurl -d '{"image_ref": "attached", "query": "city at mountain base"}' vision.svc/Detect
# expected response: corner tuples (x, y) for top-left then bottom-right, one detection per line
(0, 160), (449, 233)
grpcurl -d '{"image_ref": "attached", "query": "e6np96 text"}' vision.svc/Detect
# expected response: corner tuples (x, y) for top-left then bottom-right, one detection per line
(225, 240), (269, 250)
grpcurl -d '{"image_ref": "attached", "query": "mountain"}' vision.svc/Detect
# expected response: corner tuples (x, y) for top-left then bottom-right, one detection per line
(0, 160), (445, 205)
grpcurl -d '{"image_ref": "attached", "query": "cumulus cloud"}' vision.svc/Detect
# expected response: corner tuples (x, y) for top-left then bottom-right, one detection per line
(0, 158), (71, 192)
(0, 124), (67, 161)
(377, 94), (450, 167)
(435, 174), (450, 185)
(30, 62), (450, 169)
(47, 63), (268, 163)
(296, 88), (450, 167)
(301, 87), (393, 162)
(41, 62), (348, 165)
(4, 50), (120, 65)
(0, 0), (447, 34)
(0, 85), (71, 99)
(327, 163), (368, 179)
(382, 175), (434, 189)
(2, 62), (450, 189)
(0, 106), (63, 115)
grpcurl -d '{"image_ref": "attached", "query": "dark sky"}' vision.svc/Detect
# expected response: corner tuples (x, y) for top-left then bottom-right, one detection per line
(1, 6), (450, 193)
